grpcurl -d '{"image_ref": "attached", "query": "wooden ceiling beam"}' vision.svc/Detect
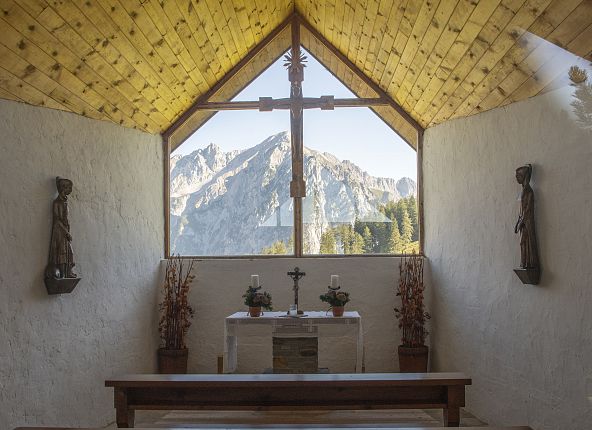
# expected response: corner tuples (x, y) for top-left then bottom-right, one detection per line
(193, 97), (390, 111)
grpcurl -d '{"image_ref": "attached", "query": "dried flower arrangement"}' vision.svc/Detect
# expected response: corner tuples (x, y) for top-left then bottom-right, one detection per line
(394, 255), (430, 348)
(319, 288), (350, 308)
(242, 286), (273, 310)
(159, 255), (195, 350)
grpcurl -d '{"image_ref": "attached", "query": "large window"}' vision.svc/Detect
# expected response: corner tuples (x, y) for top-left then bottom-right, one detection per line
(301, 108), (418, 255)
(168, 48), (419, 257)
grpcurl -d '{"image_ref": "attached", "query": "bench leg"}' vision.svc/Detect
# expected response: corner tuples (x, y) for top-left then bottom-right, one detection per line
(443, 406), (460, 427)
(115, 387), (135, 428)
(443, 385), (464, 427)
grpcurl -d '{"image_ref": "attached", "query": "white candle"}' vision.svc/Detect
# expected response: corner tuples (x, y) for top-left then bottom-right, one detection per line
(251, 274), (259, 289)
(331, 275), (339, 289)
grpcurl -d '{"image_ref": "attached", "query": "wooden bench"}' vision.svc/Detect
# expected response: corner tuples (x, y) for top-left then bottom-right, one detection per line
(105, 372), (472, 428)
(14, 427), (533, 430)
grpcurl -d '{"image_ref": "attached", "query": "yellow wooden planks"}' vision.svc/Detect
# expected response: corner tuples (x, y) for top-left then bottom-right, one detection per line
(396, 0), (461, 109)
(456, 0), (584, 117)
(404, 0), (478, 113)
(429, 0), (554, 125)
(0, 64), (66, 110)
(0, 0), (591, 133)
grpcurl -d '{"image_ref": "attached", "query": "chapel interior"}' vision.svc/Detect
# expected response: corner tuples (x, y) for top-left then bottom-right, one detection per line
(1, 1), (591, 430)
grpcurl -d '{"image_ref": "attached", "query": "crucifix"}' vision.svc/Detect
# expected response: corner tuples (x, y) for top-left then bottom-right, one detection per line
(287, 266), (306, 314)
(191, 16), (389, 256)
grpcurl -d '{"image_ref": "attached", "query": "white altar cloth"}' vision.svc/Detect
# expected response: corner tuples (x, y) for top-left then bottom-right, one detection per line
(223, 311), (364, 373)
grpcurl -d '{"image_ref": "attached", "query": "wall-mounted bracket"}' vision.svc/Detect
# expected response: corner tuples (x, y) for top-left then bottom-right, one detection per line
(514, 268), (540, 285)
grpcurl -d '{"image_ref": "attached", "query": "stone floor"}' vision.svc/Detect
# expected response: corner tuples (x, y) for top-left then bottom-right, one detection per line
(103, 409), (486, 428)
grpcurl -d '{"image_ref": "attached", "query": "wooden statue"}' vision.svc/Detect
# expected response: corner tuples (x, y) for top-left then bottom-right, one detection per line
(45, 177), (80, 294)
(514, 164), (540, 284)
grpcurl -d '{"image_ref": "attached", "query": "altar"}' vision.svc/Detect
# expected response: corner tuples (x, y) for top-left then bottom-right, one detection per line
(224, 311), (364, 373)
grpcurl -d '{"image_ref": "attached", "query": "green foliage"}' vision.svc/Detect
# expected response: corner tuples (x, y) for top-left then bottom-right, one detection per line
(319, 196), (420, 255)
(406, 195), (419, 241)
(401, 209), (413, 244)
(362, 226), (373, 253)
(319, 229), (337, 254)
(261, 240), (288, 255)
(259, 197), (419, 256)
(405, 241), (420, 254)
(333, 224), (364, 254)
(319, 288), (350, 307)
(394, 199), (408, 234)
(242, 286), (273, 310)
(389, 218), (403, 254)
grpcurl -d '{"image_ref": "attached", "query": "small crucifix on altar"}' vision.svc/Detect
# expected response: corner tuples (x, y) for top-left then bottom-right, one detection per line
(287, 266), (306, 314)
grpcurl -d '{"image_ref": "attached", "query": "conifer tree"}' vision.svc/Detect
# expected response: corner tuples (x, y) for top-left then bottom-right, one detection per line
(374, 222), (389, 252)
(401, 210), (413, 246)
(362, 226), (373, 253)
(261, 240), (287, 254)
(395, 199), (408, 235)
(389, 218), (403, 254)
(406, 195), (419, 241)
(351, 230), (365, 254)
(319, 229), (337, 254)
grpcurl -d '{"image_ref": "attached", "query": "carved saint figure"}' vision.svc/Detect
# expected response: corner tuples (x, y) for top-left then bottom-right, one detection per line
(514, 165), (539, 269)
(46, 177), (77, 279)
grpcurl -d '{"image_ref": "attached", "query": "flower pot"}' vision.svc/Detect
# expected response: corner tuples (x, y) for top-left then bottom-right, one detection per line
(249, 306), (262, 317)
(398, 345), (429, 372)
(332, 306), (344, 317)
(157, 348), (188, 374)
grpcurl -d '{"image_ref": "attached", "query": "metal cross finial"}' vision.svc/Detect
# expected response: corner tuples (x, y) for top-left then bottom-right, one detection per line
(287, 267), (306, 313)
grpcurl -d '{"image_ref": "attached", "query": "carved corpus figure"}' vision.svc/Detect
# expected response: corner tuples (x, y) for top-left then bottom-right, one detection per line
(514, 165), (539, 270)
(287, 267), (306, 314)
(46, 177), (77, 279)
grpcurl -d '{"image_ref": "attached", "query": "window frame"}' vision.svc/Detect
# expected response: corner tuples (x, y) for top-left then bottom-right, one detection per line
(162, 14), (424, 259)
(163, 131), (424, 259)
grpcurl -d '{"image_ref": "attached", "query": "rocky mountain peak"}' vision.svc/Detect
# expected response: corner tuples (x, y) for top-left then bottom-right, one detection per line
(169, 132), (417, 255)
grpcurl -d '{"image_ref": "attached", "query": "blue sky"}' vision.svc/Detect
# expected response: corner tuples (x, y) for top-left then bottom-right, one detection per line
(173, 49), (417, 180)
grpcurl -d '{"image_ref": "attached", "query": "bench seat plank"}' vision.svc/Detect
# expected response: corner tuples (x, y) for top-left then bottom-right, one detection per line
(105, 373), (472, 428)
(14, 427), (533, 430)
(105, 372), (472, 388)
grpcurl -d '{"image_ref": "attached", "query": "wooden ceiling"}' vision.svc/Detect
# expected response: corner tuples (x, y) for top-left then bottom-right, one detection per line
(0, 0), (590, 140)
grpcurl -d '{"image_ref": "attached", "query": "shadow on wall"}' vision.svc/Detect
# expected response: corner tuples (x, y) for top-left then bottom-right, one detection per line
(569, 67), (592, 130)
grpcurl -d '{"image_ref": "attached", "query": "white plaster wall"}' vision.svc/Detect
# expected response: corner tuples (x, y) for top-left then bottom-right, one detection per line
(179, 257), (420, 374)
(0, 100), (164, 428)
(423, 90), (592, 430)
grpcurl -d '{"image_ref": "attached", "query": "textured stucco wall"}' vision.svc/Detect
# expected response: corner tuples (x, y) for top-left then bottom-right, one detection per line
(0, 100), (164, 428)
(177, 257), (424, 374)
(423, 90), (592, 430)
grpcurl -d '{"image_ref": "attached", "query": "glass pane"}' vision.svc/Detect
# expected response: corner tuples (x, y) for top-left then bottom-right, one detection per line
(232, 49), (290, 101)
(170, 110), (292, 256)
(301, 48), (355, 98)
(302, 107), (418, 255)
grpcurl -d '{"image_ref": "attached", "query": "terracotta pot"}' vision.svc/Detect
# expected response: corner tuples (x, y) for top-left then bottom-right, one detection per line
(398, 345), (429, 372)
(332, 306), (344, 317)
(249, 306), (262, 317)
(157, 348), (188, 374)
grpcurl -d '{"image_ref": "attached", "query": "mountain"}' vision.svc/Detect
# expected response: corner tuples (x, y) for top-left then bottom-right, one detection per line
(170, 132), (416, 255)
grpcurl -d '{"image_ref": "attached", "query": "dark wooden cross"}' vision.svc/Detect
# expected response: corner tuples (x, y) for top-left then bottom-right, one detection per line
(192, 19), (389, 256)
(287, 266), (306, 313)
